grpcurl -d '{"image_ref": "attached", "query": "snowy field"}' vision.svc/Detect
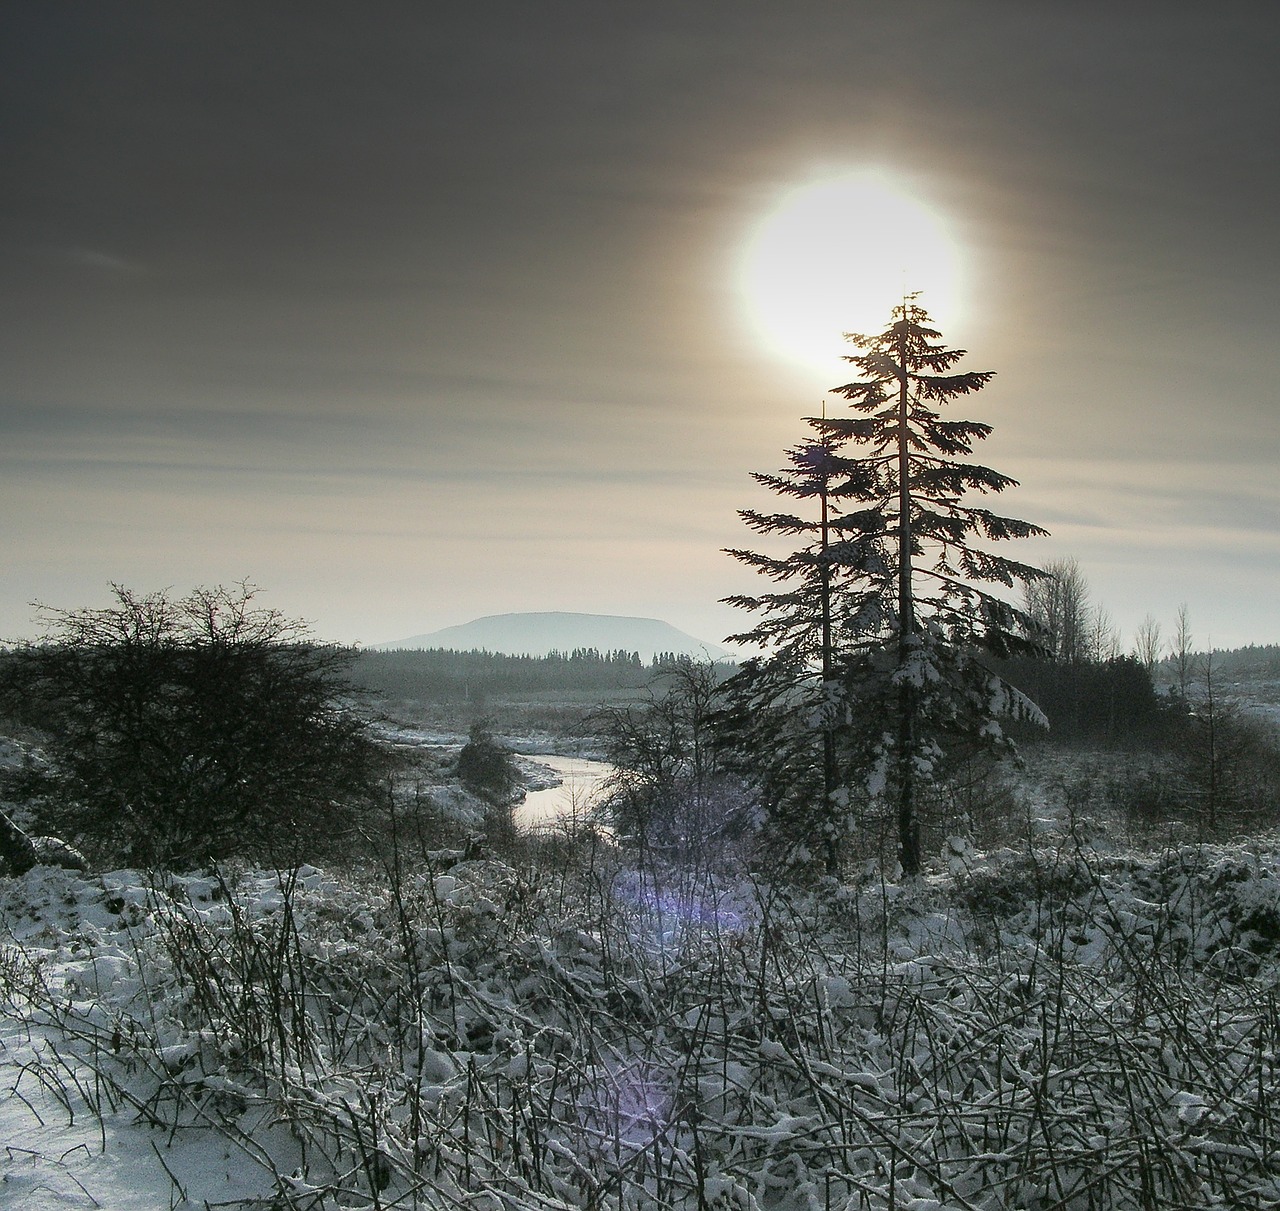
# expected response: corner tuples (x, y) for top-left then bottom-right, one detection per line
(4, 829), (1280, 1209)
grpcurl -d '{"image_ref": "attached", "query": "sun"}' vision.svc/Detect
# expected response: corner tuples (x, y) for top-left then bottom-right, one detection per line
(738, 171), (964, 372)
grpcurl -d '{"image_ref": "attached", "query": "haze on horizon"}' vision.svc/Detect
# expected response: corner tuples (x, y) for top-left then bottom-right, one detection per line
(3, 3), (1277, 652)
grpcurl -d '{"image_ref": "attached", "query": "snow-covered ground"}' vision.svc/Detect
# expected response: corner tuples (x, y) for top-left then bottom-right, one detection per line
(2, 1016), (277, 1208)
(5, 830), (1280, 1209)
(1, 866), (316, 1207)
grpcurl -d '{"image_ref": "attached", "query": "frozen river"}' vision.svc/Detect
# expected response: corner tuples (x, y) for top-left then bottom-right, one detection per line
(513, 754), (614, 832)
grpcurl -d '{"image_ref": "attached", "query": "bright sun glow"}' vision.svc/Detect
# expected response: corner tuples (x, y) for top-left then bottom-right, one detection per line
(739, 171), (964, 372)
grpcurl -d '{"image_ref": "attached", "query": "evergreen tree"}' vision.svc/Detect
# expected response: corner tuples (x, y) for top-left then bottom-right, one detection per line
(457, 718), (520, 804)
(719, 429), (883, 872)
(722, 300), (1047, 875)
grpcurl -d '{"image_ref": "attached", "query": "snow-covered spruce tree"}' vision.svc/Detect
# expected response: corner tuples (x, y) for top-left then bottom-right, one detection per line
(717, 428), (885, 874)
(721, 301), (1047, 876)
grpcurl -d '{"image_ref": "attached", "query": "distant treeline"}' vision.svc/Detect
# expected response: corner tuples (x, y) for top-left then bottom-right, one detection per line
(350, 647), (719, 701)
(993, 644), (1280, 746)
(1179, 644), (1280, 682)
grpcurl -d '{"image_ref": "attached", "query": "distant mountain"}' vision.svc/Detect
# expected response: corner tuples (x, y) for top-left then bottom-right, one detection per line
(375, 611), (732, 662)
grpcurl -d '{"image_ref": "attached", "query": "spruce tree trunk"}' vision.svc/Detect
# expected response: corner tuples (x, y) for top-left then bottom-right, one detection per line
(819, 459), (840, 876)
(897, 685), (919, 874)
(895, 328), (921, 876)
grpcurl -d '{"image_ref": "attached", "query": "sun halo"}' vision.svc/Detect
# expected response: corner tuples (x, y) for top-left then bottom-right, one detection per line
(738, 172), (965, 374)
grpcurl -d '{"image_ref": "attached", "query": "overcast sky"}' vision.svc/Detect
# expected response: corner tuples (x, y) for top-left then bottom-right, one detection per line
(3, 2), (1278, 651)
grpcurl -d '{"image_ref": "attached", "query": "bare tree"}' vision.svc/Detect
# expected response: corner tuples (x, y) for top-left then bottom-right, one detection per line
(1085, 605), (1121, 663)
(596, 659), (750, 871)
(1171, 602), (1198, 698)
(1132, 613), (1163, 675)
(1, 583), (386, 867)
(1023, 557), (1090, 662)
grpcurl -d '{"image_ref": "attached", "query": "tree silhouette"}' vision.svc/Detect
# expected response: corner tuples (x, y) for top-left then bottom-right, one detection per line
(0, 583), (385, 867)
(722, 301), (1047, 874)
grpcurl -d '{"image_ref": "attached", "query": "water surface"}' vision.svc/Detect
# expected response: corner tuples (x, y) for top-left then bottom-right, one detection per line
(514, 755), (613, 832)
